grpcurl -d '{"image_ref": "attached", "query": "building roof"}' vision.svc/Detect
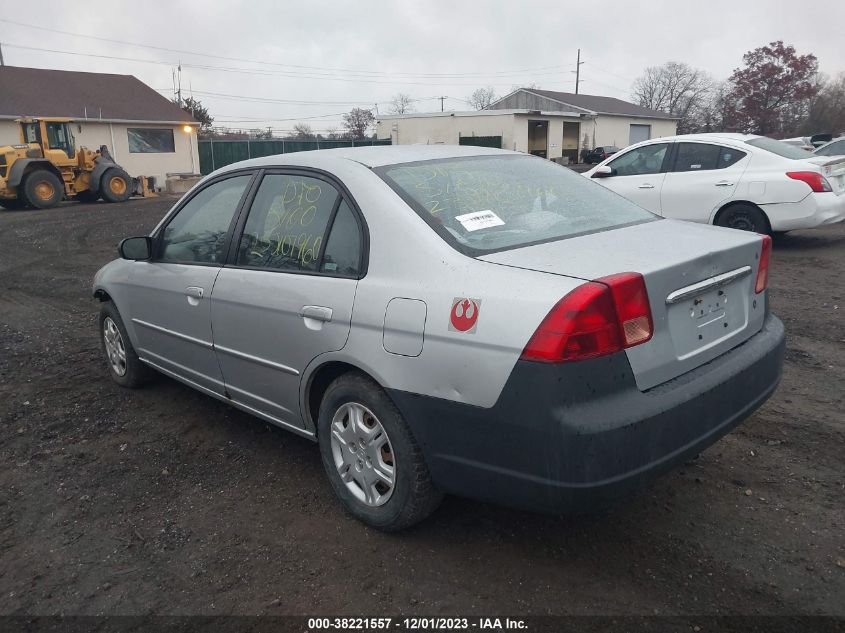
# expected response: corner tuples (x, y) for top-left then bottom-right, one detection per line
(0, 66), (196, 124)
(377, 108), (583, 121)
(494, 88), (677, 119)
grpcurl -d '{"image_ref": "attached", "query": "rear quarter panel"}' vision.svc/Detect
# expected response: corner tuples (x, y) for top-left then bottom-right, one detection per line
(299, 169), (585, 410)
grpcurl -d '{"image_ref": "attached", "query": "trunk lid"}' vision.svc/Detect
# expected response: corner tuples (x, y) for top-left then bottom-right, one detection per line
(479, 219), (768, 390)
(803, 156), (845, 195)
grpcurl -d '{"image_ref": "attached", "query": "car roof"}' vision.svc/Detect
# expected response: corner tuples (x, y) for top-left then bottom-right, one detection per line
(660, 133), (760, 143)
(214, 144), (515, 173)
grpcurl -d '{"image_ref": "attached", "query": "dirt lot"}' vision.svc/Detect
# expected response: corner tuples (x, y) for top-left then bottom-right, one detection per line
(0, 196), (843, 617)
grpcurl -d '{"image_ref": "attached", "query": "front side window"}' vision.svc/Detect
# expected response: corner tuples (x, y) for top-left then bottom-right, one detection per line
(608, 143), (669, 176)
(160, 174), (252, 264)
(378, 155), (656, 254)
(128, 128), (176, 153)
(237, 174), (340, 273)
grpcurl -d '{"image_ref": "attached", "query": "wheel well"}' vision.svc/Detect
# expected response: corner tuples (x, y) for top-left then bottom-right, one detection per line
(23, 161), (63, 183)
(713, 200), (771, 232)
(93, 288), (112, 302)
(306, 361), (377, 431)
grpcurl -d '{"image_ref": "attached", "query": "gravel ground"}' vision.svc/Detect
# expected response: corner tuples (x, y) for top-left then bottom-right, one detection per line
(0, 196), (843, 616)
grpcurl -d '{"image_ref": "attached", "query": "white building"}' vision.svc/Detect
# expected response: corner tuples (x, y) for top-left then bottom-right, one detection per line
(0, 66), (199, 187)
(376, 88), (678, 162)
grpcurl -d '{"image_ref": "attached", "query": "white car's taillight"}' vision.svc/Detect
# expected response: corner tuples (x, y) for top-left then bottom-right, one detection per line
(786, 171), (833, 193)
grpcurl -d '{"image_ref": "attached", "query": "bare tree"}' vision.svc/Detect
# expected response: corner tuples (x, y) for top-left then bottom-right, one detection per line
(467, 86), (498, 110)
(632, 62), (713, 134)
(802, 73), (845, 135)
(342, 108), (375, 139)
(389, 93), (415, 114)
(287, 123), (315, 139)
(324, 126), (345, 140)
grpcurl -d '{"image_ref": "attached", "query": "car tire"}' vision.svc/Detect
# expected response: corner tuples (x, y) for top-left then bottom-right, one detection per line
(715, 204), (770, 234)
(22, 170), (63, 209)
(317, 372), (443, 531)
(100, 168), (132, 203)
(99, 301), (154, 388)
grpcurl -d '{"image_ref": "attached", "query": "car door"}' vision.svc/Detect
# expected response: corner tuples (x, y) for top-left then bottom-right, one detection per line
(593, 142), (671, 214)
(660, 142), (748, 223)
(210, 171), (365, 430)
(125, 172), (255, 394)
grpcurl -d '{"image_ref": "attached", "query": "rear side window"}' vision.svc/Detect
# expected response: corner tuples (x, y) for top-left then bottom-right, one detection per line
(746, 136), (813, 159)
(237, 174), (339, 273)
(718, 146), (746, 168)
(672, 143), (721, 172)
(160, 174), (252, 264)
(378, 155), (655, 255)
(321, 201), (362, 277)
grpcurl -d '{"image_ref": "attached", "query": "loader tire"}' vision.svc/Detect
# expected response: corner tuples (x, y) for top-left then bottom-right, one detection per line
(101, 168), (132, 203)
(22, 170), (63, 209)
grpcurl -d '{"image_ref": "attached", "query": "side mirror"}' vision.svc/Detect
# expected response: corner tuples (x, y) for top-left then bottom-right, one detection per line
(592, 165), (614, 178)
(119, 236), (152, 260)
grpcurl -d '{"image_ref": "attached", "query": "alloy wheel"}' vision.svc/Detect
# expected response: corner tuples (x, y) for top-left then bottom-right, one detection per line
(103, 317), (127, 376)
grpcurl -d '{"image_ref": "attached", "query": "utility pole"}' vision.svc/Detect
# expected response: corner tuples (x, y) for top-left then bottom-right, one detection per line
(574, 49), (584, 94)
(0, 42), (5, 67)
(439, 96), (446, 112)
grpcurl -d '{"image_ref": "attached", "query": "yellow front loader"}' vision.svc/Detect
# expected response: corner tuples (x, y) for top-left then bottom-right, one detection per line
(0, 118), (150, 210)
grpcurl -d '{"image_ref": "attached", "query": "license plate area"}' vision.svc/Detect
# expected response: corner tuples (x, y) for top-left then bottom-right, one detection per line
(666, 276), (751, 360)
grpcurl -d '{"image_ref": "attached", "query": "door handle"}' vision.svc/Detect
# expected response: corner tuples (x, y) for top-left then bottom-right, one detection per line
(300, 305), (333, 323)
(715, 181), (734, 187)
(185, 286), (204, 299)
(637, 183), (655, 189)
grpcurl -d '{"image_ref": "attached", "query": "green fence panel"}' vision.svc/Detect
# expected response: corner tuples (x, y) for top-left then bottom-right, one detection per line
(198, 138), (392, 174)
(459, 135), (502, 149)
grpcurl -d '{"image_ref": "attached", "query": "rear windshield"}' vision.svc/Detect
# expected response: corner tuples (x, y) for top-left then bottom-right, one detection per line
(746, 137), (813, 159)
(377, 155), (656, 254)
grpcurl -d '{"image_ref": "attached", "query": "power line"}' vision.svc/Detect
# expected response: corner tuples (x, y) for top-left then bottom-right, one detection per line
(584, 62), (633, 84)
(0, 18), (574, 79)
(4, 42), (571, 87)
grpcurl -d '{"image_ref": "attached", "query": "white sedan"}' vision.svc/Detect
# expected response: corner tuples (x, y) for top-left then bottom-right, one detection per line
(583, 133), (845, 233)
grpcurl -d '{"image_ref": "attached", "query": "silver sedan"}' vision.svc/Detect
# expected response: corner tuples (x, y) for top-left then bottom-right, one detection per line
(93, 146), (785, 530)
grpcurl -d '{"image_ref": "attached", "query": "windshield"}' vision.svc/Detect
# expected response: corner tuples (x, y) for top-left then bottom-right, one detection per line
(814, 139), (845, 157)
(377, 155), (657, 254)
(746, 136), (813, 159)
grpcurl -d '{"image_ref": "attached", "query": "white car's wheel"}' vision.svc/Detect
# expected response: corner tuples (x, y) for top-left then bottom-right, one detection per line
(716, 204), (770, 234)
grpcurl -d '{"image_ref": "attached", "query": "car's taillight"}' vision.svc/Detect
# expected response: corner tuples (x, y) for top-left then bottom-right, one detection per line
(755, 234), (772, 294)
(521, 272), (653, 363)
(786, 171), (832, 193)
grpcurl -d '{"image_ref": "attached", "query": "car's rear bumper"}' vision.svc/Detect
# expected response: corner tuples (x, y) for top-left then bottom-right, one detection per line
(389, 313), (785, 514)
(764, 193), (845, 231)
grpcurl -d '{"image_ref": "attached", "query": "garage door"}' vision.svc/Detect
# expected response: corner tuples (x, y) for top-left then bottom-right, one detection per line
(629, 124), (652, 145)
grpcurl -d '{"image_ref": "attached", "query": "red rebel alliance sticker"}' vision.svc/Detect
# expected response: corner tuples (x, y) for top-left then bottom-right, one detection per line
(449, 297), (481, 333)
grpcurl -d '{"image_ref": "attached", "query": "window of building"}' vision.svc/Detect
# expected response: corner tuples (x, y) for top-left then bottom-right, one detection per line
(128, 128), (176, 153)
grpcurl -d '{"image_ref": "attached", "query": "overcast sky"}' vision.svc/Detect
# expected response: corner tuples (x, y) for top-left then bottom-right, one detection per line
(2, 0), (843, 133)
